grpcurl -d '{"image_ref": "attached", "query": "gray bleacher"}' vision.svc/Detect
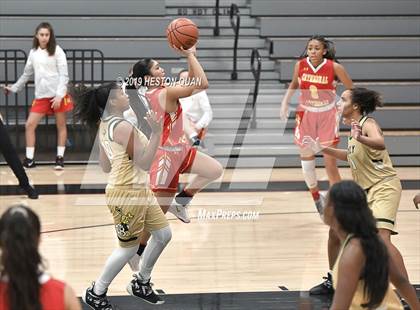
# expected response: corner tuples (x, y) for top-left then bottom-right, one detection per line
(0, 0), (166, 16)
(260, 17), (420, 37)
(251, 0), (420, 16)
(0, 17), (171, 37)
(270, 38), (420, 59)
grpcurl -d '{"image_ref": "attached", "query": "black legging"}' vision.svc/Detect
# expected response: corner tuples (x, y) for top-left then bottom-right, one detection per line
(0, 118), (30, 187)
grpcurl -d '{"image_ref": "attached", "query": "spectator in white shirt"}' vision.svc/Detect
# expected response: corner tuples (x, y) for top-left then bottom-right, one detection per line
(3, 22), (72, 170)
(178, 69), (213, 147)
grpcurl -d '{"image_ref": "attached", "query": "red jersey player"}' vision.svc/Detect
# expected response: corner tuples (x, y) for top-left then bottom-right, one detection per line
(280, 35), (353, 296)
(129, 45), (223, 224)
(280, 35), (353, 216)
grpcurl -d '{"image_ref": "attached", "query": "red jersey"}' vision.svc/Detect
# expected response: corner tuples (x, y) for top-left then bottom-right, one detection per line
(298, 57), (336, 108)
(0, 274), (65, 310)
(145, 87), (187, 147)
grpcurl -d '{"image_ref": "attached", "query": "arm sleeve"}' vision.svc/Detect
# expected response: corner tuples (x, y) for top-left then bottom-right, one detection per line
(10, 50), (34, 93)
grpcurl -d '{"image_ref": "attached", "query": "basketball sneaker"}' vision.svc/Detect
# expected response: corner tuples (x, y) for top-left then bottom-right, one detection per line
(309, 272), (334, 295)
(54, 156), (64, 170)
(83, 282), (115, 310)
(22, 157), (36, 168)
(126, 274), (164, 305)
(168, 201), (190, 223)
(21, 184), (39, 199)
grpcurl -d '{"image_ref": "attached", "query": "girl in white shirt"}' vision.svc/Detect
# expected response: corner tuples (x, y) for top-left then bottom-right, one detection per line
(4, 22), (72, 170)
(178, 69), (213, 147)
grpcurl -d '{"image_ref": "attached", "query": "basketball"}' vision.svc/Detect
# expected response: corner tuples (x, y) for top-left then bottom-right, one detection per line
(166, 18), (199, 50)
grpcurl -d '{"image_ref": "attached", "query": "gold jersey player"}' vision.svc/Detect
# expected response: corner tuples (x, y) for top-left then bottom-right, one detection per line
(72, 82), (171, 309)
(307, 87), (419, 303)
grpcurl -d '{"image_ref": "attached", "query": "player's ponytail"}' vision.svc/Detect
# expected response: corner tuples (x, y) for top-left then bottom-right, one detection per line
(0, 205), (43, 310)
(71, 82), (119, 128)
(350, 87), (383, 115)
(300, 35), (338, 62)
(329, 181), (389, 309)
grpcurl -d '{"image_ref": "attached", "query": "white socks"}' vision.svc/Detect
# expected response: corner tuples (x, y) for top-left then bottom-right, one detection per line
(25, 146), (65, 159)
(57, 146), (65, 157)
(26, 147), (35, 159)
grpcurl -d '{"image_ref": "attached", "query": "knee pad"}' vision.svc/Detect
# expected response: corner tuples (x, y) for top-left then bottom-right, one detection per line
(301, 160), (318, 189)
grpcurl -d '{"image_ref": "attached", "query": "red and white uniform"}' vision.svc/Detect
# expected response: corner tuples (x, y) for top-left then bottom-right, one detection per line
(0, 274), (66, 310)
(146, 87), (197, 193)
(294, 57), (340, 147)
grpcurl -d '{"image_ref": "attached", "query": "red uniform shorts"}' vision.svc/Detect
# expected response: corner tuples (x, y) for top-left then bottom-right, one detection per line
(149, 144), (197, 193)
(294, 104), (340, 147)
(31, 94), (74, 115)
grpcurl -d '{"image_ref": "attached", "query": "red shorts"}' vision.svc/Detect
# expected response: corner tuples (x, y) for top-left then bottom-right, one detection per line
(31, 94), (74, 115)
(149, 144), (197, 193)
(294, 105), (340, 147)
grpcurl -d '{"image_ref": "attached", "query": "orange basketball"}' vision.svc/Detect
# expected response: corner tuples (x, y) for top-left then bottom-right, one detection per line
(166, 18), (199, 50)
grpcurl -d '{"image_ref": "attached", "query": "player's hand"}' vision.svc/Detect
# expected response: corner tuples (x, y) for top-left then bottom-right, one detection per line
(3, 85), (13, 95)
(413, 193), (420, 209)
(302, 136), (324, 154)
(171, 44), (196, 57)
(50, 96), (62, 110)
(351, 121), (362, 141)
(280, 102), (289, 121)
(144, 110), (162, 134)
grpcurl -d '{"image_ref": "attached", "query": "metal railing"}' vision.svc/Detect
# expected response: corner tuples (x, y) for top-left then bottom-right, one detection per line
(0, 49), (29, 148)
(65, 49), (104, 85)
(250, 48), (262, 129)
(229, 3), (240, 80)
(214, 0), (220, 36)
(0, 49), (104, 153)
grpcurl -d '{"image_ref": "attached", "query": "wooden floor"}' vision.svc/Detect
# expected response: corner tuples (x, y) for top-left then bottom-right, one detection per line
(0, 166), (419, 297)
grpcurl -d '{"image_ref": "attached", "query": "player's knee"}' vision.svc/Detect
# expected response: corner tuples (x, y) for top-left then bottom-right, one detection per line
(211, 161), (223, 180)
(56, 122), (67, 131)
(152, 225), (172, 246)
(25, 120), (37, 131)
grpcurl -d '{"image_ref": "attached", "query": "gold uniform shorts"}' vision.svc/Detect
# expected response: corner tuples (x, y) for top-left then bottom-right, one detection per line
(105, 187), (168, 247)
(367, 176), (402, 234)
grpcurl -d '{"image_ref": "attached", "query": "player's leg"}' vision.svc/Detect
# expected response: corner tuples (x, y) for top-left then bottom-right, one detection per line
(24, 112), (44, 167)
(54, 111), (67, 169)
(0, 119), (38, 199)
(378, 229), (409, 279)
(127, 196), (171, 305)
(295, 110), (325, 216)
(323, 149), (341, 186)
(128, 191), (175, 272)
(168, 150), (222, 221)
(176, 150), (223, 202)
(320, 108), (341, 186)
(84, 189), (148, 308)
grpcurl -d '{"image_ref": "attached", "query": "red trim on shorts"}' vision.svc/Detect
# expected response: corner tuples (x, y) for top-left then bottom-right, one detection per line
(31, 94), (74, 115)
